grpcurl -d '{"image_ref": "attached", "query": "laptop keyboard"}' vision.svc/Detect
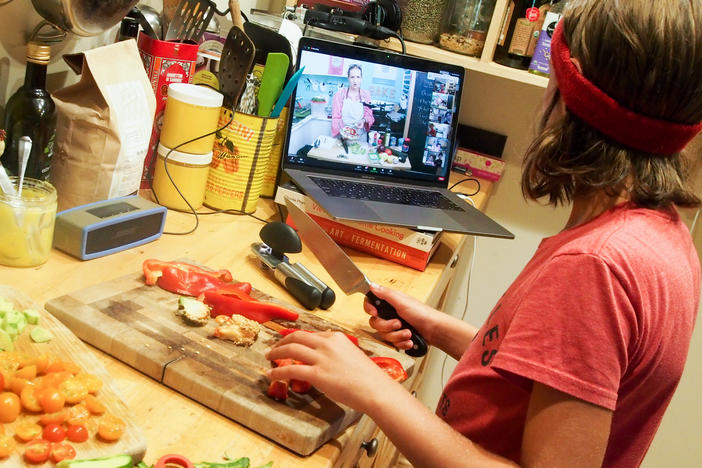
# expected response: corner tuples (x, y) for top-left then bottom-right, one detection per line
(310, 177), (464, 211)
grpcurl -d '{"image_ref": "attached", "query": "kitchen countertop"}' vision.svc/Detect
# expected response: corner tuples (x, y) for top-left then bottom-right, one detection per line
(0, 175), (492, 466)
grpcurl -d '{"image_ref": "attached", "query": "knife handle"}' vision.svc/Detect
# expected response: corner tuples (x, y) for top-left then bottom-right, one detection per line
(366, 291), (428, 357)
(274, 262), (322, 310)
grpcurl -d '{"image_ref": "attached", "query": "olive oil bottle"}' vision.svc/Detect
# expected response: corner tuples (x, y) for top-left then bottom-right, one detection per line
(1, 42), (56, 181)
(493, 0), (551, 70)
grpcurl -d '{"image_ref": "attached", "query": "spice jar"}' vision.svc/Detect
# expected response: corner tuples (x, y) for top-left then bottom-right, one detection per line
(398, 0), (448, 44)
(439, 0), (498, 57)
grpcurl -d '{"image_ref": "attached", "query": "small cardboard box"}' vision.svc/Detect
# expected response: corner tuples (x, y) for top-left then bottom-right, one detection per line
(137, 33), (199, 188)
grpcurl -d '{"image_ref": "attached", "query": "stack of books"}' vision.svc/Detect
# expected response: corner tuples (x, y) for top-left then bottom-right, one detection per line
(275, 184), (443, 271)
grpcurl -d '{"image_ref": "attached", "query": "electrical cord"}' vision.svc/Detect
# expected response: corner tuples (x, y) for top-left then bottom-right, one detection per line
(448, 177), (481, 197)
(388, 31), (406, 55)
(151, 106), (271, 235)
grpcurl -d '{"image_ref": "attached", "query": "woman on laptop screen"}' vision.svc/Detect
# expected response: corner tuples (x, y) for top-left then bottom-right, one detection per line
(331, 64), (374, 142)
(269, 2), (702, 466)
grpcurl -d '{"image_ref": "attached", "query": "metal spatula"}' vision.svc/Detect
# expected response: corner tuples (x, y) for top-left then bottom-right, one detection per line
(219, 26), (256, 110)
(165, 0), (228, 42)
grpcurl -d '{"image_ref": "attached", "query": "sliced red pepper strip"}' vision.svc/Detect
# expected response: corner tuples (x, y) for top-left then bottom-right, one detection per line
(203, 291), (299, 323)
(156, 266), (252, 298)
(267, 380), (289, 400)
(143, 259), (233, 286)
(371, 356), (408, 383)
(279, 328), (359, 347)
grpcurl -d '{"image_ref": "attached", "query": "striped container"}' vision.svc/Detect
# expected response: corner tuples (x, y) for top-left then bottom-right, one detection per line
(260, 106), (288, 198)
(204, 108), (278, 213)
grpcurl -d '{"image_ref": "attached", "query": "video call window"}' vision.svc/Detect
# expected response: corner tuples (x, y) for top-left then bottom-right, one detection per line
(286, 50), (460, 181)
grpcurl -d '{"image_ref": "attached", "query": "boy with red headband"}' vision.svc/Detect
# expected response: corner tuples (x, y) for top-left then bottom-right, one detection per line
(267, 1), (702, 466)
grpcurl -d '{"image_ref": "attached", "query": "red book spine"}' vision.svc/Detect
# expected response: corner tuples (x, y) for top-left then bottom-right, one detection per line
(287, 214), (435, 271)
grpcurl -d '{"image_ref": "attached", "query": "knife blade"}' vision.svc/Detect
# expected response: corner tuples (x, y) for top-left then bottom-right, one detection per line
(285, 199), (428, 357)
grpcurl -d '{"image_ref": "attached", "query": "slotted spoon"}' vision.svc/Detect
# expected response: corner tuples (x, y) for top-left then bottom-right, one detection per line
(219, 25), (256, 110)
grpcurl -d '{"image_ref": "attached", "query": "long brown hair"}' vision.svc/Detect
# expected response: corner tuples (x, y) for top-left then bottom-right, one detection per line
(522, 0), (702, 208)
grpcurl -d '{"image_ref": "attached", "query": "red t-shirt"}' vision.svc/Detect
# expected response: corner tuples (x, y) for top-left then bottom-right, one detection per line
(438, 203), (700, 467)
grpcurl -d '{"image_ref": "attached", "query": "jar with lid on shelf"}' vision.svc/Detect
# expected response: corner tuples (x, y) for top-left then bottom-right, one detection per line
(439, 0), (498, 57)
(398, 0), (449, 44)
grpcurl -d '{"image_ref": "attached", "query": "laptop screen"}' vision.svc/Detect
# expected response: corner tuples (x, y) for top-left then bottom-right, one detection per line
(282, 37), (465, 186)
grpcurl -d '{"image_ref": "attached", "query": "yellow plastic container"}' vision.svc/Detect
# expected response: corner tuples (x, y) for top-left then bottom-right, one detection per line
(0, 177), (57, 267)
(204, 108), (278, 213)
(159, 83), (223, 154)
(152, 144), (213, 211)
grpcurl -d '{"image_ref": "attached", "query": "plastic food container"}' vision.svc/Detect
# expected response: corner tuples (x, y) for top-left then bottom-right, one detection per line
(159, 83), (223, 154)
(152, 144), (213, 211)
(397, 0), (448, 44)
(0, 177), (57, 267)
(439, 0), (498, 57)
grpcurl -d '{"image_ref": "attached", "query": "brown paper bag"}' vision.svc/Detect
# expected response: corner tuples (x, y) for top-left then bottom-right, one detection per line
(51, 40), (156, 211)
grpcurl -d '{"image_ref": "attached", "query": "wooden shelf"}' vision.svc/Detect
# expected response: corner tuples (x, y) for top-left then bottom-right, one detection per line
(380, 0), (549, 89)
(382, 38), (548, 89)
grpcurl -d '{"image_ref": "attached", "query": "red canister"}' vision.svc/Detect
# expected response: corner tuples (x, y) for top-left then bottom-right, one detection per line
(136, 33), (199, 188)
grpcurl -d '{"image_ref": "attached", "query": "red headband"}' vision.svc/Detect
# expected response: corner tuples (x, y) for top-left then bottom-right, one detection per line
(550, 23), (702, 155)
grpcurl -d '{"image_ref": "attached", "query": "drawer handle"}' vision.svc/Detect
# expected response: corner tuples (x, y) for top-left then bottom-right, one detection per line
(361, 438), (378, 457)
(450, 254), (460, 268)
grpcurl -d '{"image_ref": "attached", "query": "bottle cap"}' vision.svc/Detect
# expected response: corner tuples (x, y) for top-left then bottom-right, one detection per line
(26, 42), (51, 65)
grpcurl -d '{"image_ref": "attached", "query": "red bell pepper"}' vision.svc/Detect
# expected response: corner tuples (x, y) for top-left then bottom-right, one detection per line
(155, 266), (252, 298)
(267, 380), (289, 400)
(278, 328), (359, 347)
(203, 291), (299, 323)
(143, 259), (233, 286)
(271, 359), (312, 395)
(371, 356), (408, 383)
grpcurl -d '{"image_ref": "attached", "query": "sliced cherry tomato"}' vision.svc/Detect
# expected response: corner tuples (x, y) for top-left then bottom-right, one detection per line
(37, 387), (66, 413)
(24, 438), (51, 464)
(43, 423), (67, 442)
(0, 392), (20, 423)
(40, 371), (71, 389)
(50, 442), (77, 463)
(59, 377), (89, 404)
(29, 354), (50, 375)
(66, 404), (90, 426)
(66, 424), (89, 443)
(370, 356), (408, 383)
(39, 409), (68, 426)
(98, 414), (125, 441)
(10, 376), (33, 396)
(74, 373), (103, 394)
(20, 385), (42, 412)
(15, 421), (43, 441)
(84, 394), (106, 415)
(154, 454), (195, 468)
(0, 373), (4, 393)
(0, 370), (9, 391)
(15, 364), (37, 380)
(0, 434), (16, 458)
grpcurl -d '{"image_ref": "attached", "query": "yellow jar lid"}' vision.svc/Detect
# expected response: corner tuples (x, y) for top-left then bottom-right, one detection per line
(167, 83), (223, 108)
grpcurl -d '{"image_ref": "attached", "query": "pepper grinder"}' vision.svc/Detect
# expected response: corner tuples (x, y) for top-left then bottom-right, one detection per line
(251, 222), (335, 310)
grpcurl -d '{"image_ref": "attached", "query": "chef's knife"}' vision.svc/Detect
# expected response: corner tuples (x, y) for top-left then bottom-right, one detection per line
(286, 199), (428, 357)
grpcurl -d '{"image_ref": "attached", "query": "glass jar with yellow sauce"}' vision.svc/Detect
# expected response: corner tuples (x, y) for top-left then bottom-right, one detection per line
(0, 177), (57, 267)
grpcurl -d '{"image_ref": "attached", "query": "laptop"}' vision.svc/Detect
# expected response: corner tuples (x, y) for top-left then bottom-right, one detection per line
(281, 36), (514, 239)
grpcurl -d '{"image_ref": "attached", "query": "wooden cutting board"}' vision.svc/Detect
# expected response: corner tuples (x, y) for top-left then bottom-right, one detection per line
(44, 268), (415, 456)
(0, 285), (146, 466)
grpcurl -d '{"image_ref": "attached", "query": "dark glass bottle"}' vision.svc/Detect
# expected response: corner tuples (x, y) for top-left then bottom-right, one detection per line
(493, 0), (551, 70)
(1, 42), (56, 181)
